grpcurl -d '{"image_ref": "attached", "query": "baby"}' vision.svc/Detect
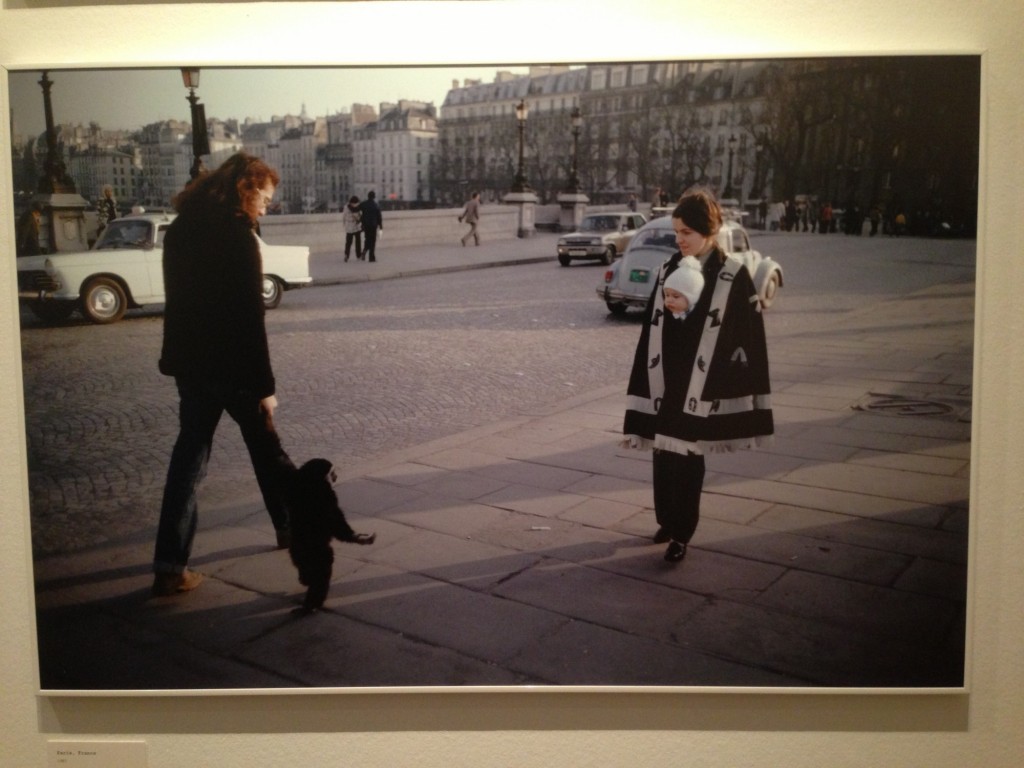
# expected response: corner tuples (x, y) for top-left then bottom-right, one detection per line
(663, 255), (705, 319)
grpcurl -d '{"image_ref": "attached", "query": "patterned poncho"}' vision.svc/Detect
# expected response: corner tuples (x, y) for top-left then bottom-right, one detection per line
(623, 248), (774, 455)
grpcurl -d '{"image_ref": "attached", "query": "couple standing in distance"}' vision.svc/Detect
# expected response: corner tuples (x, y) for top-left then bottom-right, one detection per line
(343, 191), (383, 262)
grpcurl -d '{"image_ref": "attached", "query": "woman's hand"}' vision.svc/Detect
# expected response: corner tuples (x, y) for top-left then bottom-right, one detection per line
(259, 395), (278, 416)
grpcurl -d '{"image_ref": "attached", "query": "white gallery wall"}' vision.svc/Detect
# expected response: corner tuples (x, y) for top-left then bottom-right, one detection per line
(1, 1), (1021, 766)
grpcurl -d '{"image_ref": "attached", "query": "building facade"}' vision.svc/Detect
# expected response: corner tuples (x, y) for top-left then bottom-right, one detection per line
(10, 58), (979, 234)
(353, 100), (438, 206)
(433, 59), (978, 232)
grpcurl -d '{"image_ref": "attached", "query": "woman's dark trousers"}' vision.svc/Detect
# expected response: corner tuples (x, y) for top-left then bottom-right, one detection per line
(652, 449), (706, 544)
(154, 377), (294, 573)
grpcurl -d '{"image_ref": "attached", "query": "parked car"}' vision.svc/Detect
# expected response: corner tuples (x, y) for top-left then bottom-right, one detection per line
(597, 215), (783, 315)
(17, 211), (312, 324)
(557, 212), (647, 266)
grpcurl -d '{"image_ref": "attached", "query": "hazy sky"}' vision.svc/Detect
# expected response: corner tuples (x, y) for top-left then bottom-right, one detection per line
(7, 65), (536, 138)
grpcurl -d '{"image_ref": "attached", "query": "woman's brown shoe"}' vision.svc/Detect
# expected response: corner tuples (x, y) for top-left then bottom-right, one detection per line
(152, 569), (204, 596)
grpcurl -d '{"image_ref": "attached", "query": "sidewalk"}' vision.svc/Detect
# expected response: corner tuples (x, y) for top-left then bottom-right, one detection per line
(31, 233), (972, 692)
(306, 231), (562, 287)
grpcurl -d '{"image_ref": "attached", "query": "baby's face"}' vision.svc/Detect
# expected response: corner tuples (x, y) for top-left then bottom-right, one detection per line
(664, 287), (689, 315)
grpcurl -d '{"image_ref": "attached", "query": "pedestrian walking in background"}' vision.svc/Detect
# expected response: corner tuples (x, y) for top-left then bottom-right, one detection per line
(16, 203), (43, 256)
(622, 188), (774, 564)
(153, 152), (297, 596)
(359, 190), (383, 262)
(458, 190), (481, 247)
(627, 193), (638, 212)
(342, 195), (362, 261)
(869, 205), (882, 236)
(819, 201), (833, 234)
(892, 210), (907, 236)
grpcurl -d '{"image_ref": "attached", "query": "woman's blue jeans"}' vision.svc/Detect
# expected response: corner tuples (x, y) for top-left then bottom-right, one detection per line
(154, 378), (294, 574)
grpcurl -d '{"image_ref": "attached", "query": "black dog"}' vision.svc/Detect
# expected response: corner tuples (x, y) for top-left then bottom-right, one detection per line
(286, 458), (375, 613)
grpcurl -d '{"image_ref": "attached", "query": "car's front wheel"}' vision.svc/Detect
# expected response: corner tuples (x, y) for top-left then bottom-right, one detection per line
(262, 275), (283, 309)
(558, 254), (571, 267)
(601, 245), (616, 265)
(80, 277), (127, 324)
(28, 300), (76, 324)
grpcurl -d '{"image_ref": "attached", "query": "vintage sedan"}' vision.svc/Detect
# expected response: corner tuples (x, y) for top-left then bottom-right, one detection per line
(597, 215), (783, 315)
(17, 212), (312, 324)
(557, 212), (647, 266)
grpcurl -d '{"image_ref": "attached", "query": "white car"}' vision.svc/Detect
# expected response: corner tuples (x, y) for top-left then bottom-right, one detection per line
(17, 212), (312, 324)
(597, 215), (783, 315)
(557, 212), (647, 266)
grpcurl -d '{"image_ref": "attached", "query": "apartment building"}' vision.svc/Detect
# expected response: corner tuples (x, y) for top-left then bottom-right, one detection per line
(353, 100), (438, 206)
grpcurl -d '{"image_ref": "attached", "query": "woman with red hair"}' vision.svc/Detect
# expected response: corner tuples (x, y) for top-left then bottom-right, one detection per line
(153, 153), (295, 596)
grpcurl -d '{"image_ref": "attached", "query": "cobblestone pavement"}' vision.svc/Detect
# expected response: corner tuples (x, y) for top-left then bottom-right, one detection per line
(22, 232), (975, 690)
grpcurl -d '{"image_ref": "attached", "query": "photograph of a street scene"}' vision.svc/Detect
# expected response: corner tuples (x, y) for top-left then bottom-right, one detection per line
(12, 56), (977, 691)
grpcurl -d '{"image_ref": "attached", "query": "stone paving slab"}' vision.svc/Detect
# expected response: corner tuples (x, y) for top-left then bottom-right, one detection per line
(694, 517), (913, 585)
(679, 597), (959, 687)
(505, 615), (801, 687)
(36, 606), (298, 691)
(753, 504), (968, 564)
(337, 574), (571, 666)
(589, 542), (788, 599)
(756, 569), (960, 645)
(491, 559), (708, 641)
(235, 608), (525, 688)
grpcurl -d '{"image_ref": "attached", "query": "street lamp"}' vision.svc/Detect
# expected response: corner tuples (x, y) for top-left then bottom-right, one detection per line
(754, 130), (767, 199)
(566, 106), (583, 193)
(723, 133), (738, 199)
(181, 67), (210, 181)
(36, 71), (76, 194)
(511, 98), (530, 193)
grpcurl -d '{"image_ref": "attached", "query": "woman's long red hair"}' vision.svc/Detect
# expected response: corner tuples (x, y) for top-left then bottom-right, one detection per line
(173, 152), (280, 223)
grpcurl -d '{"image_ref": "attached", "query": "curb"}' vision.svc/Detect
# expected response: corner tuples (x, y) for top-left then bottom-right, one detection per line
(310, 255), (558, 287)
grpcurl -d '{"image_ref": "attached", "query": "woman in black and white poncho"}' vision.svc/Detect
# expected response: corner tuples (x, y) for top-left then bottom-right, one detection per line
(623, 189), (774, 563)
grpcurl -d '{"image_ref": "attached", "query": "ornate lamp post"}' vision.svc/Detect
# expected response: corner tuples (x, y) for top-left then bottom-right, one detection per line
(37, 71), (76, 194)
(723, 133), (738, 199)
(566, 106), (583, 193)
(181, 67), (210, 181)
(30, 71), (88, 254)
(511, 98), (530, 193)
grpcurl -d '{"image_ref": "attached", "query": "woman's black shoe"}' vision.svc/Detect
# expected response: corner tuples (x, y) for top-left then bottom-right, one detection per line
(664, 540), (687, 562)
(653, 527), (671, 544)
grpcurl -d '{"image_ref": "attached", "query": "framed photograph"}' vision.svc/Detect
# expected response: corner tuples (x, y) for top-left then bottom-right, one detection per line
(10, 54), (978, 696)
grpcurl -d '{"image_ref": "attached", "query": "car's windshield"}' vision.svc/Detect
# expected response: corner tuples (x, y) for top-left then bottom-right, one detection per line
(95, 220), (153, 249)
(580, 216), (620, 232)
